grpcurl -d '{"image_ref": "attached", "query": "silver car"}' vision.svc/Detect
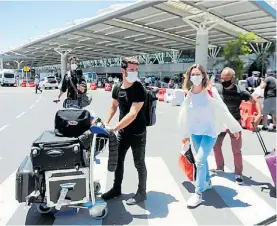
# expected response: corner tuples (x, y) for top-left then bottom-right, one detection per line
(40, 76), (59, 89)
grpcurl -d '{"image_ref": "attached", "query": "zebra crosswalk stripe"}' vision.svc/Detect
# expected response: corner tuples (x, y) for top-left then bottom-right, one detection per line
(243, 155), (272, 179)
(0, 171), (19, 226)
(0, 155), (276, 225)
(145, 157), (198, 226)
(207, 156), (276, 225)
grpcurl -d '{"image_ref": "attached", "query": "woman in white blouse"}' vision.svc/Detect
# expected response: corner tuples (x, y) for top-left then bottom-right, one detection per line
(179, 64), (242, 208)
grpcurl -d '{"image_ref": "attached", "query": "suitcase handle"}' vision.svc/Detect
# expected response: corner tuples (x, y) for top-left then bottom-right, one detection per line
(251, 122), (269, 155)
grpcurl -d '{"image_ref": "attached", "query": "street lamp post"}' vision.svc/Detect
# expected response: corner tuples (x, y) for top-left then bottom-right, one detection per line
(249, 40), (272, 76)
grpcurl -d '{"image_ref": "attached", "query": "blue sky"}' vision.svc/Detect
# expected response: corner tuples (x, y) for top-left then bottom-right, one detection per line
(0, 1), (134, 52)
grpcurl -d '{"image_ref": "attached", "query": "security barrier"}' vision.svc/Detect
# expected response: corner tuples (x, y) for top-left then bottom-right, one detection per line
(28, 82), (35, 87)
(171, 89), (185, 106)
(21, 81), (26, 87)
(240, 101), (257, 131)
(164, 88), (174, 103)
(157, 88), (166, 102)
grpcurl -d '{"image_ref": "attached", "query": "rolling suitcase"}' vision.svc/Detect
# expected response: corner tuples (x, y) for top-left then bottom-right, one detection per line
(31, 131), (86, 171)
(15, 156), (36, 203)
(254, 129), (276, 186)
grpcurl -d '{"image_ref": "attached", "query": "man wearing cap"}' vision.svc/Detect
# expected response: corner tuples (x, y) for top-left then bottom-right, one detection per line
(260, 69), (276, 130)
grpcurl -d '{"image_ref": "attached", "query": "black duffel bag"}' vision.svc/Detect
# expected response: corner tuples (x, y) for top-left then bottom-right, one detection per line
(55, 109), (91, 138)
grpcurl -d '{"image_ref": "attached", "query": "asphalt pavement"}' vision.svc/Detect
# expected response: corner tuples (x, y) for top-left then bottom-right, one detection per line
(0, 86), (276, 225)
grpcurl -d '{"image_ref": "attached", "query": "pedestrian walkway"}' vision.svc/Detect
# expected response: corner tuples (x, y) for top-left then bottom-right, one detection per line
(1, 153), (276, 225)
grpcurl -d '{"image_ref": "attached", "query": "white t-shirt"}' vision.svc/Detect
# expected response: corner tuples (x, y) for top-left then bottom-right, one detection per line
(187, 90), (216, 138)
(34, 78), (39, 85)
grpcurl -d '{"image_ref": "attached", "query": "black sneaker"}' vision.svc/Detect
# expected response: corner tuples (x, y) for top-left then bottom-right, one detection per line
(126, 192), (147, 205)
(262, 126), (268, 131)
(235, 175), (243, 185)
(101, 187), (121, 200)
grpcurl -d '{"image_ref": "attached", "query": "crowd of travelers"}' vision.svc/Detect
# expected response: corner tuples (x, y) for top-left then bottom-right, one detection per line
(34, 55), (275, 209)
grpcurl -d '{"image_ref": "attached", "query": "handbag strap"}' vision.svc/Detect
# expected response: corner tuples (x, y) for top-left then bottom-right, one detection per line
(68, 74), (81, 102)
(207, 89), (213, 98)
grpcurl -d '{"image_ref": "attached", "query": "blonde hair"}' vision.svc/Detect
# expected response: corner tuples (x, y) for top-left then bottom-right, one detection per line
(182, 64), (211, 93)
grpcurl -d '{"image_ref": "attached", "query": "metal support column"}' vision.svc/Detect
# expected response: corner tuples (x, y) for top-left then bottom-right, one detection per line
(14, 60), (24, 69)
(183, 13), (220, 69)
(208, 46), (221, 76)
(54, 48), (72, 79)
(0, 58), (3, 70)
(249, 41), (272, 76)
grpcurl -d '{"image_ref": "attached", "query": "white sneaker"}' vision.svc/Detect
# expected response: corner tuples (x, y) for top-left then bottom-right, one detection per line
(203, 180), (213, 192)
(187, 193), (203, 208)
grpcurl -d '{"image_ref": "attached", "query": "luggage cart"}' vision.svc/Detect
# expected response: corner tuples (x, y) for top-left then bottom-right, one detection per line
(26, 124), (110, 220)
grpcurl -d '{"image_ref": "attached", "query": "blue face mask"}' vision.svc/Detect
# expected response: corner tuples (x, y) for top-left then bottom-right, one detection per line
(126, 72), (138, 83)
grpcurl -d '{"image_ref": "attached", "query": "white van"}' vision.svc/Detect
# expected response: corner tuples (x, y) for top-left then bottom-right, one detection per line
(0, 69), (16, 86)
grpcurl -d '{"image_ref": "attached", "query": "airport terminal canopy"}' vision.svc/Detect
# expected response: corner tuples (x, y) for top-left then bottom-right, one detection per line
(1, 0), (276, 67)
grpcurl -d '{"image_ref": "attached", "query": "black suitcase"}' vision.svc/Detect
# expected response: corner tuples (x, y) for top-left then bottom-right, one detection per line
(31, 131), (85, 171)
(54, 109), (91, 137)
(15, 156), (36, 203)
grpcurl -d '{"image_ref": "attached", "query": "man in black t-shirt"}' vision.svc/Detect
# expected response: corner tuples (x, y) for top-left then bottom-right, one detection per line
(213, 67), (262, 185)
(260, 70), (276, 130)
(102, 57), (147, 205)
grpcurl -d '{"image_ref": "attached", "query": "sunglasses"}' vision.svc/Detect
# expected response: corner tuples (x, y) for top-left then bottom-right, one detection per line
(190, 74), (202, 76)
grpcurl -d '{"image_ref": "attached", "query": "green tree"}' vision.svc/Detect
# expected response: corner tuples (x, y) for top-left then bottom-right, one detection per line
(215, 32), (259, 78)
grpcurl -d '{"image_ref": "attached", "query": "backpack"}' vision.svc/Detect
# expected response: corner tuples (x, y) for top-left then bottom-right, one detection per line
(113, 82), (158, 127)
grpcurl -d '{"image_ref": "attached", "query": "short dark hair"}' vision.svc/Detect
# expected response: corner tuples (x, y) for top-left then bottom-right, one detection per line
(121, 57), (139, 69)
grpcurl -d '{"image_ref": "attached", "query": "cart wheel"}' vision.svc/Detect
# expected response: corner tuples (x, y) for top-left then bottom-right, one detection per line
(94, 182), (101, 194)
(36, 204), (55, 215)
(91, 207), (108, 220)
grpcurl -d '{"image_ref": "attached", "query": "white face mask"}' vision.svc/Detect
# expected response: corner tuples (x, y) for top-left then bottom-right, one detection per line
(71, 64), (78, 70)
(126, 71), (138, 83)
(190, 75), (202, 86)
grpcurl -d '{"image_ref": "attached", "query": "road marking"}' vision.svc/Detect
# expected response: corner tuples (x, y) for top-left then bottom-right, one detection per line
(36, 99), (39, 103)
(16, 112), (26, 119)
(0, 171), (20, 226)
(243, 155), (272, 179)
(53, 157), (108, 225)
(0, 157), (2, 160)
(29, 104), (35, 109)
(0, 125), (9, 132)
(145, 157), (198, 226)
(208, 156), (276, 225)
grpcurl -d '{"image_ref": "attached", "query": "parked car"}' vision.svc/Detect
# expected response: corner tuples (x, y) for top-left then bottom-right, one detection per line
(40, 76), (59, 89)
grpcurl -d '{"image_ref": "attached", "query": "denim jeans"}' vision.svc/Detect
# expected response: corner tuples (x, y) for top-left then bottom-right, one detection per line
(191, 134), (217, 193)
(113, 130), (147, 194)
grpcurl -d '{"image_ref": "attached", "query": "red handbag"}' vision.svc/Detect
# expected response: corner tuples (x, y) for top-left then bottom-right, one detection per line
(178, 140), (197, 181)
